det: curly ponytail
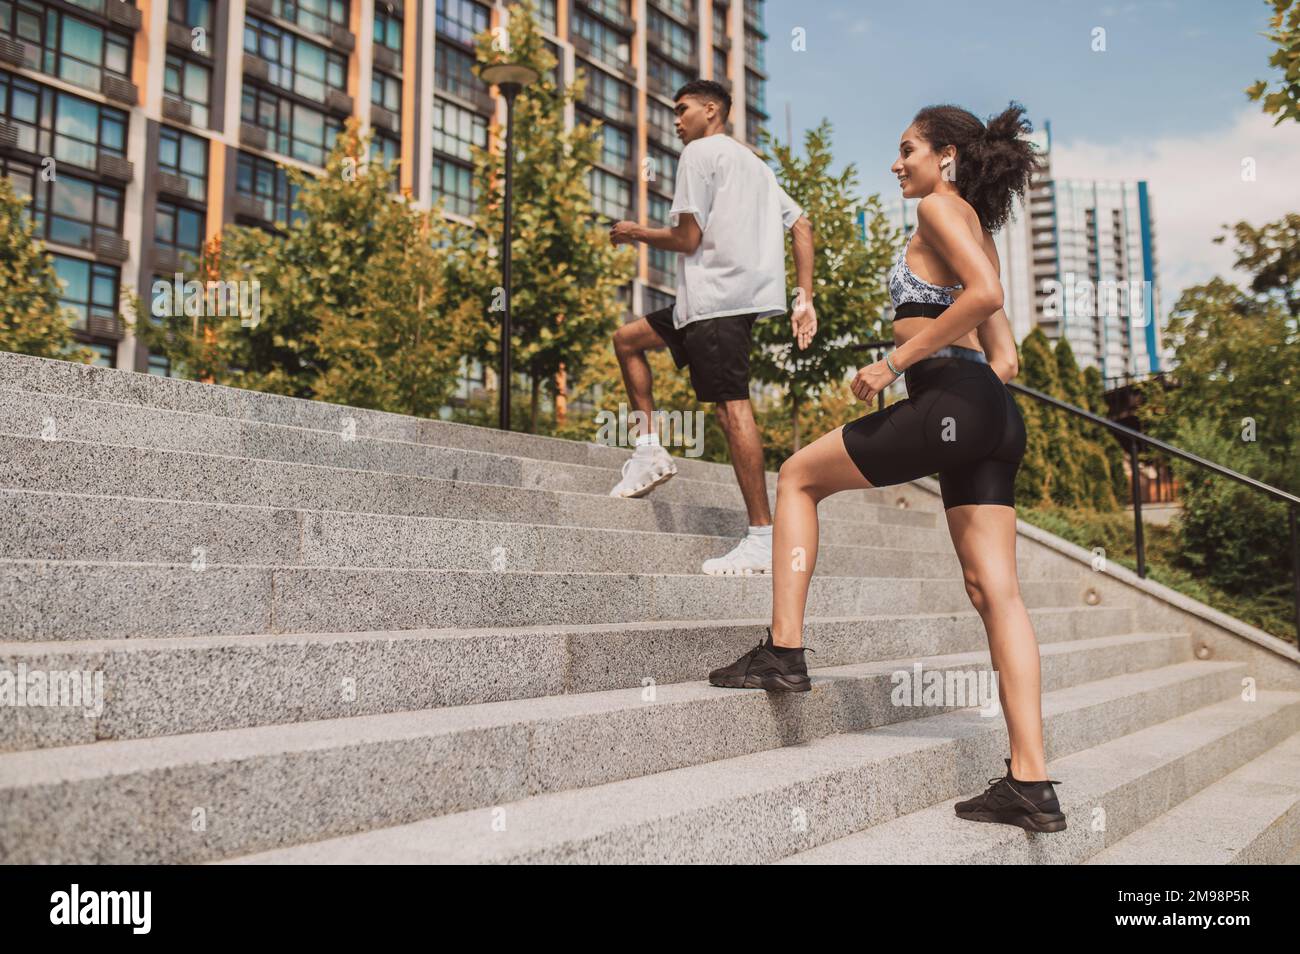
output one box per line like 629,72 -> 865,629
912,101 -> 1043,233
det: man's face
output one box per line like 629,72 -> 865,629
673,95 -> 716,144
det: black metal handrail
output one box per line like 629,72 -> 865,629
848,337 -> 1300,640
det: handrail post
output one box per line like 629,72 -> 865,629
1129,436 -> 1146,578
1291,504 -> 1300,643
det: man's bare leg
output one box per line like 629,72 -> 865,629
612,317 -> 668,425
715,398 -> 772,527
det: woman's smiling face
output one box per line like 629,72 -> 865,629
891,124 -> 953,199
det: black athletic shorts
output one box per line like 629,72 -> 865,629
840,354 -> 1027,509
643,306 -> 758,403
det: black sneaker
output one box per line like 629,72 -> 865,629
953,758 -> 1067,833
708,627 -> 813,692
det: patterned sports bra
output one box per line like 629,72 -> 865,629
887,230 -> 962,317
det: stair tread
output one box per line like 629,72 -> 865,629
205,662 -> 1258,864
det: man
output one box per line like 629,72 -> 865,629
607,79 -> 816,575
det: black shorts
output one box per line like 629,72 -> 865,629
840,355 -> 1027,509
643,306 -> 758,403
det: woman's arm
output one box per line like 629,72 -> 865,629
976,307 -> 1019,383
888,195 -> 1003,372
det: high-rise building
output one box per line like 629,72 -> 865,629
877,121 -> 1168,381
0,0 -> 770,374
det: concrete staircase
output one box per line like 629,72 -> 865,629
1,350 -> 1297,864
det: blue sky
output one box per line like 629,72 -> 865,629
764,0 -> 1300,301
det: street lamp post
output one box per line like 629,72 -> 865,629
479,62 -> 538,431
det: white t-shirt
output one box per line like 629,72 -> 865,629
668,133 -> 803,329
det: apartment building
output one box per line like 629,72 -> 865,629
0,0 -> 771,377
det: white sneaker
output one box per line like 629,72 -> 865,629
609,443 -> 678,498
702,533 -> 772,575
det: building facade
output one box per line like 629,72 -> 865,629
0,0 -> 770,375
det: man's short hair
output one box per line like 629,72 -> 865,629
674,79 -> 732,120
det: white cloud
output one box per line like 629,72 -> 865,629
1050,107 -> 1300,310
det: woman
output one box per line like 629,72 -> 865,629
708,103 -> 1065,834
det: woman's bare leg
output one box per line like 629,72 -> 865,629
945,503 -> 1048,782
770,425 -> 876,648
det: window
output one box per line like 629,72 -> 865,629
5,3 -> 133,93
582,68 -> 632,123
371,70 -> 402,128
647,194 -> 676,283
159,126 -> 208,201
235,151 -> 304,227
169,0 -> 213,33
245,17 -> 346,103
643,285 -> 674,314
276,0 -> 348,37
431,157 -> 475,216
647,8 -> 694,66
155,200 -> 205,259
431,96 -> 487,162
744,0 -> 765,31
588,168 -> 630,219
434,40 -> 481,104
713,2 -> 728,42
744,27 -> 765,72
374,2 -> 402,51
587,0 -> 630,22
0,74 -> 128,170
2,159 -> 123,250
536,0 -> 557,33
746,109 -> 763,145
745,69 -> 766,114
573,11 -> 630,69
147,352 -> 174,376
646,98 -> 675,143
52,254 -> 118,333
713,48 -> 727,85
647,144 -> 677,195
164,53 -> 211,127
655,0 -> 692,20
647,53 -> 690,100
241,86 -> 342,166
435,0 -> 489,47
593,119 -> 630,169
370,130 -> 400,190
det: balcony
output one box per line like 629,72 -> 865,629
243,54 -> 271,83
715,34 -> 731,51
156,172 -> 191,199
370,105 -> 399,132
325,88 -> 354,115
86,313 -> 125,340
152,246 -> 186,274
597,156 -> 637,180
577,0 -> 635,33
240,123 -> 269,150
648,266 -> 675,288
104,1 -> 142,30
246,0 -> 273,14
162,96 -> 193,125
0,35 -> 25,66
100,74 -> 138,106
330,24 -> 355,53
649,0 -> 698,28
95,152 -> 134,183
583,98 -> 635,127
572,34 -> 636,80
93,232 -> 130,263
373,44 -> 402,74
232,193 -> 270,221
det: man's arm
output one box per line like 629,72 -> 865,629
791,214 -> 813,302
609,216 -> 701,254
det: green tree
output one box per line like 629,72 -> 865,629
1247,0 -> 1300,126
755,120 -> 896,451
136,120 -> 473,414
451,0 -> 636,433
0,177 -> 93,362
